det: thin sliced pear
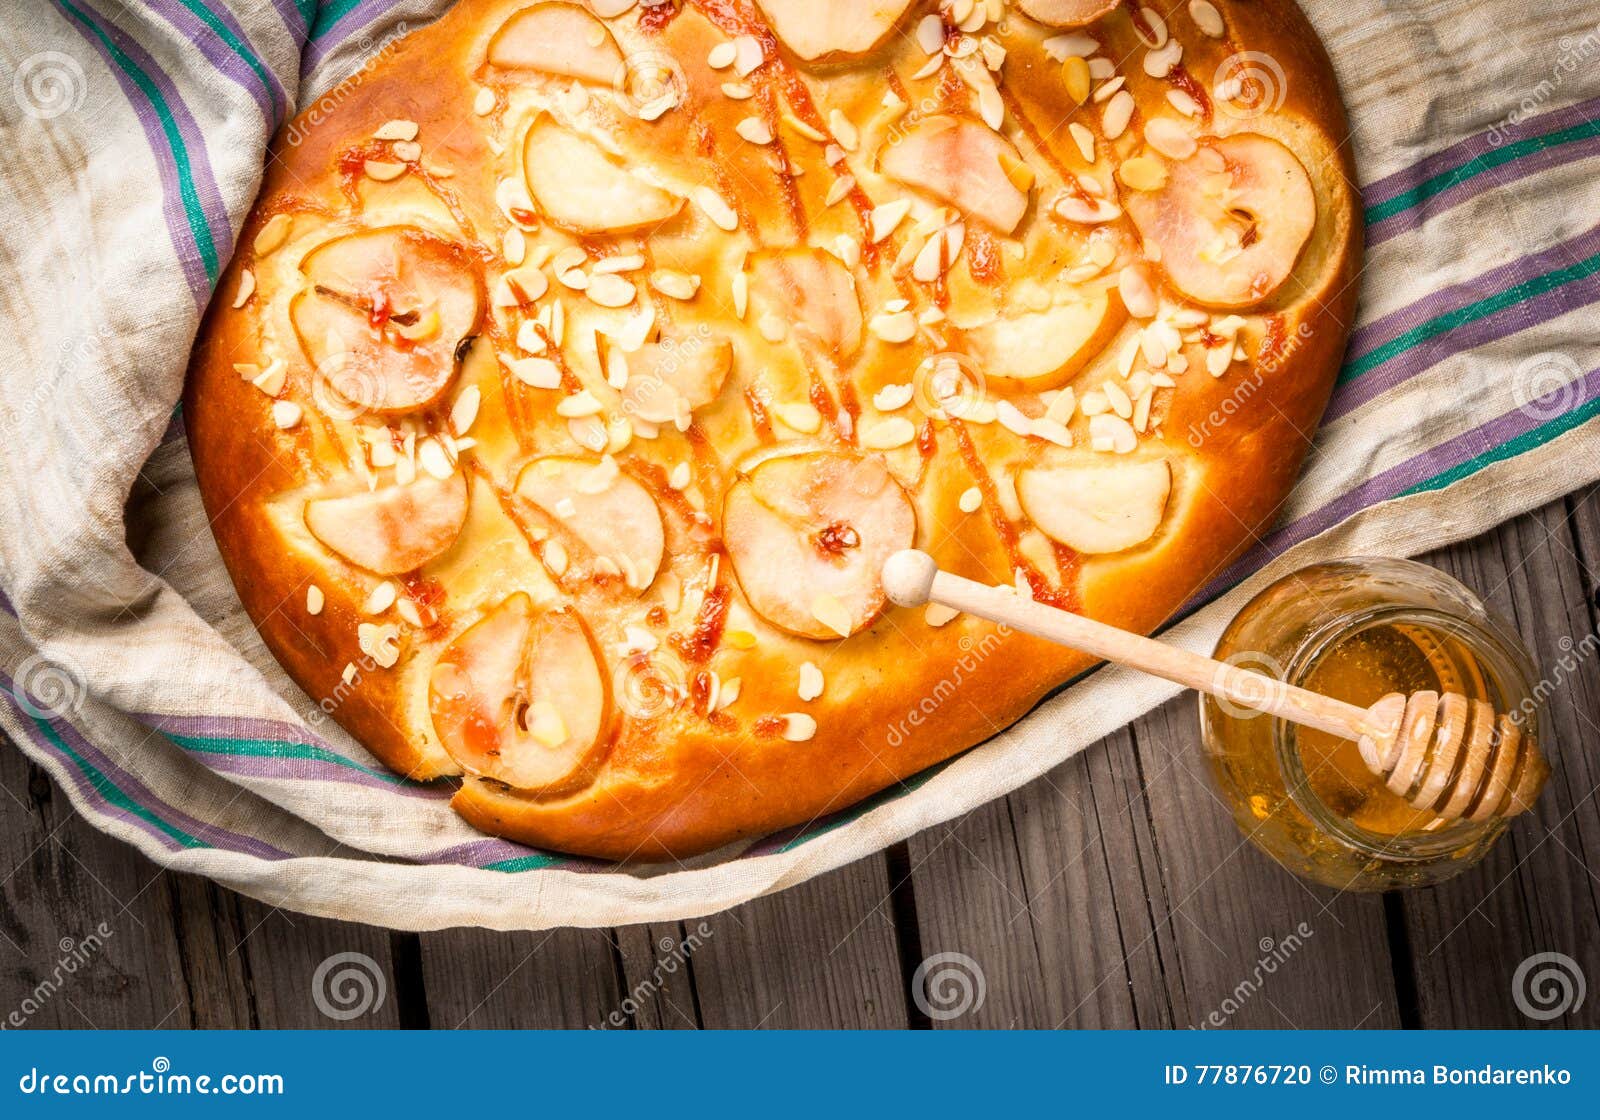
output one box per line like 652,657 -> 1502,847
723,451 -> 916,639
880,116 -> 1030,234
522,117 -> 683,235
515,457 -> 665,591
487,3 -> 624,86
1015,0 -> 1118,27
754,0 -> 916,61
305,471 -> 469,575
970,289 -> 1126,391
749,250 -> 862,359
429,594 -> 610,794
292,226 -> 481,414
620,335 -> 733,426
1017,459 -> 1171,555
1125,134 -> 1317,309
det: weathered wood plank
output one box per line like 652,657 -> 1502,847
1395,494 -> 1600,1027
687,855 -> 909,1028
0,749 -> 195,1028
903,732 -> 1176,1028
418,926 -> 621,1028
611,922 -> 705,1030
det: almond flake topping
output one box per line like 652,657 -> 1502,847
364,580 -> 397,616
253,213 -> 291,256
775,401 -> 822,434
707,41 -> 737,69
861,417 -> 916,449
811,593 -> 853,638
733,34 -> 764,76
1103,91 -> 1135,140
306,585 -> 324,615
357,622 -> 401,669
926,603 -> 960,627
271,400 -> 302,430
1189,0 -> 1225,38
781,713 -> 818,742
959,486 -> 982,513
693,186 -> 738,231
451,386 -> 481,436
232,269 -> 255,308
798,662 -> 824,702
873,383 -> 914,411
736,116 -> 774,145
373,118 -> 418,141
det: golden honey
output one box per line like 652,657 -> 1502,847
1201,559 -> 1543,890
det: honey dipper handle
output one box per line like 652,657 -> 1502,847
882,550 -> 1375,742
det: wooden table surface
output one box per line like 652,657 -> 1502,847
3,490 -> 1597,1030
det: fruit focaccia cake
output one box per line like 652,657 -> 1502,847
186,0 -> 1359,861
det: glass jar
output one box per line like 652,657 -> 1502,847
1200,557 -> 1544,891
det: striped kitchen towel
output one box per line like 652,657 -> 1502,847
0,1 -> 1595,930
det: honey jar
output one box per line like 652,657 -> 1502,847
1200,558 -> 1545,890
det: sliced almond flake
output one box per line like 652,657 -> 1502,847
418,438 -> 452,480
450,386 -> 481,436
732,271 -> 748,318
586,273 -> 637,308
1089,412 -> 1138,453
860,416 -> 916,449
1167,89 -> 1202,117
1189,0 -> 1225,37
1092,75 -> 1126,104
544,539 -> 570,577
568,415 -> 608,451
1151,371 -> 1178,389
783,113 -> 827,142
1119,265 -> 1158,319
252,358 -> 288,397
503,355 -> 561,389
824,174 -> 855,207
1053,193 -> 1120,224
373,118 -> 418,141
271,400 -> 302,430
798,661 -> 824,702
306,585 -> 324,615
364,159 -> 407,182
736,116 -> 774,145
517,316 -> 551,352
1133,387 -> 1155,433
873,383 -> 914,411
341,662 -> 358,686
357,622 -> 401,669
1144,117 -> 1197,161
910,52 -> 943,80
869,310 -> 917,343
958,486 -> 983,514
1144,39 -> 1183,80
775,401 -> 822,434
1088,57 -> 1116,80
364,580 -> 397,616
1067,122 -> 1096,164
810,593 -> 853,638
1032,417 -> 1074,448
716,676 -> 743,711
501,227 -> 526,266
1042,33 -> 1097,60
392,140 -> 422,162
1103,379 -> 1134,419
925,602 -> 960,627
721,81 -> 753,100
1119,154 -> 1168,192
733,33 -> 764,75
995,399 -> 1033,438
557,390 -> 604,418
396,598 -> 424,628
692,186 -> 739,231
915,13 -> 945,53
473,87 -> 496,115
607,415 -> 634,453
231,269 -> 255,309
869,198 -> 911,242
827,109 -> 858,151
1080,389 -> 1110,417
1206,343 -> 1234,377
1136,6 -> 1169,48
707,40 -> 737,69
253,213 -> 292,256
995,469 -> 1023,519
650,270 -> 700,300
668,461 -> 692,490
781,713 -> 818,742
1102,91 -> 1135,140
1045,386 -> 1077,424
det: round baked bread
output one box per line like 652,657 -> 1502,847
186,0 -> 1359,861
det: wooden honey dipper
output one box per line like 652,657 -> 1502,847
881,550 -> 1549,823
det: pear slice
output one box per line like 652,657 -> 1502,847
723,451 -> 916,639
515,457 -> 665,591
754,0 -> 916,61
1125,134 -> 1317,309
969,289 -> 1126,391
749,249 -> 862,359
1017,459 -> 1171,555
880,116 -> 1031,234
487,3 -> 624,86
305,471 -> 469,575
291,226 -> 481,414
522,117 -> 683,235
620,334 -> 734,426
429,594 -> 610,794
1015,0 -> 1119,27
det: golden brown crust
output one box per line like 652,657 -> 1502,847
186,0 -> 1360,861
